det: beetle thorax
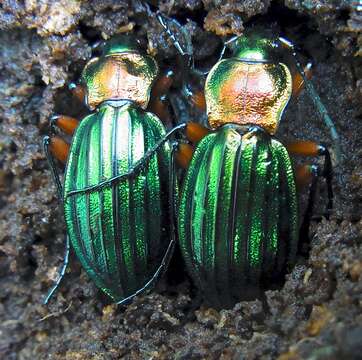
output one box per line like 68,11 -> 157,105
81,52 -> 158,110
205,59 -> 292,134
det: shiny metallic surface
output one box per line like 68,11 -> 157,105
205,60 -> 292,134
63,103 -> 171,302
82,52 -> 158,110
231,35 -> 276,61
102,35 -> 142,55
178,126 -> 298,308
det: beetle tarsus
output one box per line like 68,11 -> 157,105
318,144 -> 333,213
43,235 -> 71,305
299,165 -> 319,255
43,135 -> 71,305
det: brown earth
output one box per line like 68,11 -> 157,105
0,1 -> 361,359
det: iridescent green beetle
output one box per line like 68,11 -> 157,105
162,28 -> 339,308
43,36 -> 183,304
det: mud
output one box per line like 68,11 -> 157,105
0,1 -> 361,359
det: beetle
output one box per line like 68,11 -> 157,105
43,36 -> 185,305
157,17 -> 340,308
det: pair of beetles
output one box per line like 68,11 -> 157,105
43,14 -> 339,309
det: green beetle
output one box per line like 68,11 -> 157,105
44,36 -> 182,304
176,34 -> 336,308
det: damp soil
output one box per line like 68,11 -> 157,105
0,1 -> 361,359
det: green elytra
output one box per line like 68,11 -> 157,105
62,37 -> 173,302
178,127 -> 299,308
178,36 -> 299,308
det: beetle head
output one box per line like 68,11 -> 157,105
102,35 -> 143,56
228,32 -> 279,63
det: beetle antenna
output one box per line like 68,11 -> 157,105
218,35 -> 241,62
157,13 -> 187,57
156,12 -> 193,68
138,0 -> 190,59
278,37 -> 342,165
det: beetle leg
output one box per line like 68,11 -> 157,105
68,82 -> 86,103
286,140 -> 333,212
298,164 -> 319,254
175,143 -> 194,168
185,122 -> 210,143
43,137 -> 71,304
43,235 -> 70,304
47,135 -> 70,164
184,86 -> 206,112
48,114 -> 78,163
43,136 -> 64,200
47,114 -> 79,179
174,123 -> 210,168
291,62 -> 312,98
296,161 -> 334,254
279,37 -> 341,164
116,142 -> 178,306
294,164 -> 315,189
51,114 -> 79,136
148,70 -> 174,127
285,140 -> 322,157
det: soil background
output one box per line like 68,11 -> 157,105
0,1 -> 361,359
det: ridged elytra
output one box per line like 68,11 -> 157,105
44,35 -> 181,305
170,29 -> 336,309
63,103 -> 172,302
178,126 -> 299,308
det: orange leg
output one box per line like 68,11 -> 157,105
42,83 -> 85,304
68,82 -> 86,103
292,62 -> 312,98
287,139 -> 333,212
188,89 -> 206,112
175,143 -> 194,169
148,70 -> 174,127
285,139 -> 322,157
48,77 -> 82,164
49,136 -> 70,164
49,114 -> 80,163
295,164 -> 316,189
51,115 -> 79,136
175,123 -> 211,168
185,122 -> 210,143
